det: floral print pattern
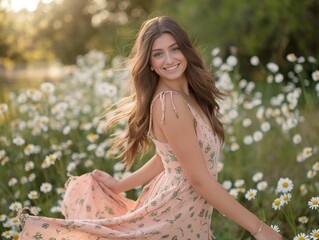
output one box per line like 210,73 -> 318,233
18,91 -> 221,240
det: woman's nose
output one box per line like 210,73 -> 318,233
165,53 -> 174,64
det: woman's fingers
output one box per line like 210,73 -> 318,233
92,169 -> 113,182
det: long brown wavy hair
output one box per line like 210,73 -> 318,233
105,16 -> 225,169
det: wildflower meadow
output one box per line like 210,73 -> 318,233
0,49 -> 318,239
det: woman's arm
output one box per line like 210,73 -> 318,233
117,153 -> 164,192
154,93 -> 281,239
92,153 -> 164,193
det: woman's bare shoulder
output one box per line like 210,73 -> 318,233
151,90 -> 193,126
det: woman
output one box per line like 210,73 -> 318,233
19,16 -> 282,239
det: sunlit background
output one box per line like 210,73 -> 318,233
2,0 -> 53,12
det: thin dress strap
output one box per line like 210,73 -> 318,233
148,91 -> 179,138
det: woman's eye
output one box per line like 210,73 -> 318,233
172,47 -> 180,52
154,52 -> 162,57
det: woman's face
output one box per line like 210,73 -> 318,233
150,33 -> 187,82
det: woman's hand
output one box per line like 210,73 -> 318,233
91,169 -> 122,194
253,223 -> 282,240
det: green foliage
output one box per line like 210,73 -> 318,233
0,0 -> 318,69
155,0 -> 319,66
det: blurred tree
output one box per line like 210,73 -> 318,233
85,0 -> 154,57
0,0 -> 318,67
34,0 -> 96,65
32,0 -> 155,64
154,0 -> 319,64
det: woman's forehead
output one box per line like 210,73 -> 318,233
151,33 -> 177,50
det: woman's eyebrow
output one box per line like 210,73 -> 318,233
151,42 -> 178,52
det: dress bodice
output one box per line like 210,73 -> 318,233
148,91 -> 221,180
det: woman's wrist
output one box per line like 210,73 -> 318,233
250,220 -> 263,237
115,179 -> 125,193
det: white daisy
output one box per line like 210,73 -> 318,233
212,57 -> 223,67
114,162 -> 126,171
50,206 -> 61,213
1,230 -> 11,238
242,118 -> 252,127
261,122 -> 271,132
276,177 -> 293,193
293,134 -> 302,144
9,217 -> 19,227
313,162 -> 319,172
28,173 -> 36,182
272,198 -> 284,210
230,142 -> 239,151
12,136 -> 25,146
245,189 -> 257,200
250,56 -> 260,66
56,187 -> 65,195
216,162 -> 224,173
8,178 -> 18,187
275,73 -> 284,83
0,150 -> 6,159
234,179 -> 245,187
226,55 -> 238,67
253,131 -> 263,142
294,64 -> 303,74
271,225 -> 280,233
211,48 -> 220,57
25,161 -> 35,171
312,70 -> 319,81
302,147 -> 313,159
243,135 -> 253,145
293,233 -> 309,240
267,62 -> 279,73
0,214 -> 7,222
40,182 -> 53,193
280,193 -> 292,205
287,53 -> 297,62
20,176 -> 28,184
87,133 -> 99,143
30,206 -> 42,215
229,189 -> 238,199
222,180 -> 232,190
28,190 -> 39,200
307,170 -> 317,179
257,181 -> 268,191
300,184 -> 308,196
252,172 -> 263,182
310,229 -> 319,239
0,103 -> 8,114
9,202 -> 22,212
308,197 -> 319,210
40,82 -> 55,94
298,216 -> 309,224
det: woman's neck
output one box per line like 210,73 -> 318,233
157,79 -> 189,96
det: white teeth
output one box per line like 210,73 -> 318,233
165,64 -> 178,71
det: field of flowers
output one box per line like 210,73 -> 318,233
0,49 -> 318,239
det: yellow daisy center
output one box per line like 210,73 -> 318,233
25,145 -> 31,151
305,149 -> 311,155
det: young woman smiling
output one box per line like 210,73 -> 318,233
18,16 -> 282,240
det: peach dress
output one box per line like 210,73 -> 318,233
18,91 -> 221,240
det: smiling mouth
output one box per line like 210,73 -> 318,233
164,64 -> 179,71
